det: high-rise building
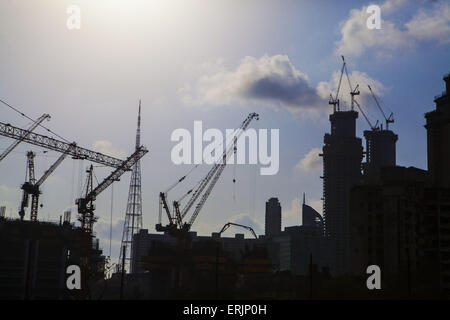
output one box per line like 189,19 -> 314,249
265,198 -> 281,237
425,73 -> 450,188
321,110 -> 363,275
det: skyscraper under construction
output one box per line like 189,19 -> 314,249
321,109 -> 363,275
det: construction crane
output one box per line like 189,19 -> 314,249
329,56 -> 347,112
368,84 -> 394,130
0,120 -> 124,168
76,146 -> 148,235
218,222 -> 258,239
0,114 -> 50,163
156,113 -> 259,238
19,144 -> 75,221
353,99 -> 379,131
338,57 -> 379,131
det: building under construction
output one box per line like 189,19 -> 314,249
0,215 -> 105,300
322,109 -> 363,275
130,229 -> 271,299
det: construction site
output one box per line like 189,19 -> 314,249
0,54 -> 449,299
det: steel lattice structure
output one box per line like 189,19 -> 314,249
0,121 -> 124,168
119,102 -> 144,273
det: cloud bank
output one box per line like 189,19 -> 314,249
336,0 -> 450,57
181,54 -> 386,118
180,55 -> 328,114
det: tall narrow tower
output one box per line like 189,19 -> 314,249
322,110 -> 363,275
119,101 -> 143,273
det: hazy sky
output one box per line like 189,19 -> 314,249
1,0 -> 449,263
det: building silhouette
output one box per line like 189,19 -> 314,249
348,72 -> 450,298
0,215 -> 105,299
265,198 -> 281,237
321,110 -> 363,275
302,193 -> 324,232
422,73 -> 450,295
269,195 -> 327,275
425,73 -> 450,188
362,129 -> 398,183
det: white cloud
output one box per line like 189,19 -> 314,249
296,147 -> 322,172
405,2 -> 450,44
180,55 -> 328,114
336,0 -> 450,57
92,140 -> 126,159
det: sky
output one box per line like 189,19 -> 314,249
0,0 -> 449,264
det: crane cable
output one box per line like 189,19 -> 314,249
0,98 -> 71,143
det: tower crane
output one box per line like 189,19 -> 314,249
339,57 -> 380,131
329,56 -> 346,112
368,84 -> 394,130
0,114 -> 50,163
0,117 -> 149,230
19,144 -> 75,221
76,146 -> 148,235
156,113 -> 259,238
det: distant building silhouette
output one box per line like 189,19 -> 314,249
321,110 -> 363,275
302,193 -> 324,232
268,195 -> 327,275
265,197 -> 281,237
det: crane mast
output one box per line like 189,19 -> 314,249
19,144 -> 75,221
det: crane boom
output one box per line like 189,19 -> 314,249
354,99 -> 378,131
0,114 -> 50,163
87,146 -> 148,202
76,146 -> 148,234
329,56 -> 346,112
0,120 -> 124,168
368,84 -> 394,130
181,113 -> 259,230
219,222 -> 258,239
35,144 -> 75,187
